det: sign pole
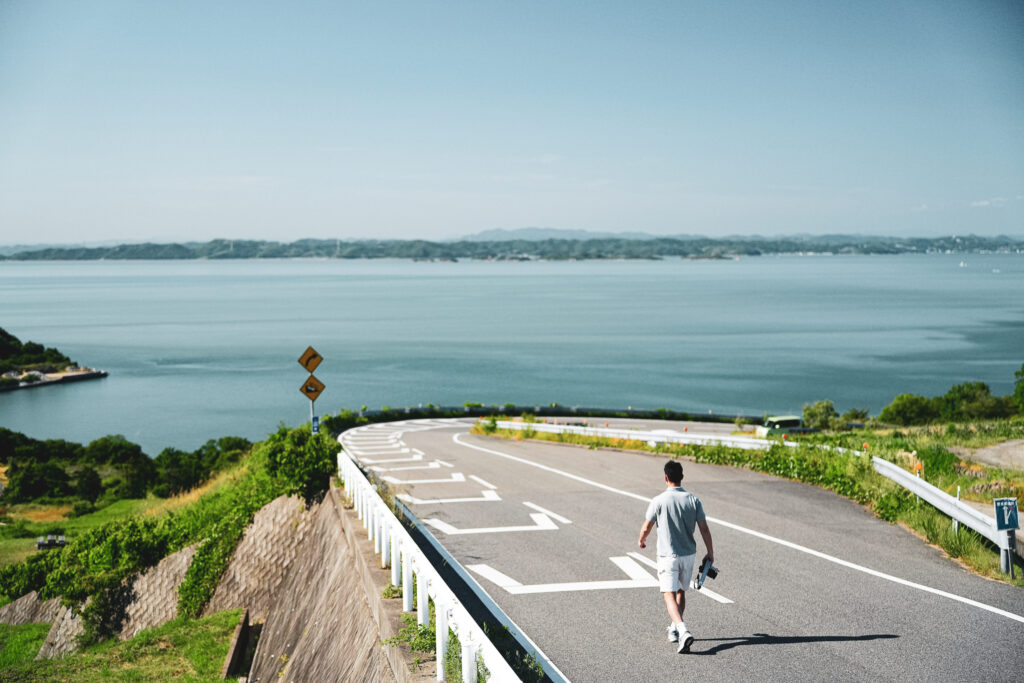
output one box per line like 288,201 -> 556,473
298,346 -> 325,435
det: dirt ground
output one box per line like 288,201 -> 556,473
950,440 -> 1024,471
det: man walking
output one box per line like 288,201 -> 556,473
638,460 -> 714,653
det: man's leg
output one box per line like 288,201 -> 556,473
662,591 -> 683,623
675,589 -> 685,618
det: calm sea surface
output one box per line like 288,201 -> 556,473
1,255 -> 1021,455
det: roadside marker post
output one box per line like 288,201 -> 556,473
994,498 -> 1019,577
297,346 -> 325,433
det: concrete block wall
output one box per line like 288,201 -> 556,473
119,543 -> 199,640
204,494 -> 313,622
247,497 -> 395,683
0,590 -> 61,626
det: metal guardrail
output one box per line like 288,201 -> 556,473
871,457 -> 1010,552
338,449 -> 521,682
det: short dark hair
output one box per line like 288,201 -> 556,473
664,460 -> 683,484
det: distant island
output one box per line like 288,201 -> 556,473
1,233 -> 1022,261
0,328 -> 107,392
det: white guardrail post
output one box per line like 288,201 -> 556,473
337,448 -> 521,682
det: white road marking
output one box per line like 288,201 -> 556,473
523,502 -> 572,524
469,474 -> 498,489
380,472 -> 466,485
369,462 -> 441,472
425,512 -> 559,535
453,432 -> 1024,624
397,490 -> 502,505
436,460 -> 454,468
357,450 -> 426,464
626,552 -> 734,604
468,556 -> 659,594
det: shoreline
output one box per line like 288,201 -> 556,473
0,369 -> 108,393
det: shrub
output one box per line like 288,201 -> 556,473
879,393 -> 940,425
803,400 -> 839,431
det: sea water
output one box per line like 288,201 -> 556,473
1,254 -> 1021,455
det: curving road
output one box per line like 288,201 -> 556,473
340,418 -> 1024,682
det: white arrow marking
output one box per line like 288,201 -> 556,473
468,557 -> 658,594
358,450 -> 426,464
381,472 -> 466,485
626,552 -> 734,604
424,513 -> 558,535
370,462 -> 441,472
468,474 -> 497,489
397,489 -> 501,504
523,502 -> 572,524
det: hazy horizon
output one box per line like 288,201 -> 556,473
2,1 -> 1022,244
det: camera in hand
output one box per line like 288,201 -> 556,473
695,558 -> 719,589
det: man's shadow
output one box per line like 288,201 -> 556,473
689,633 -> 899,656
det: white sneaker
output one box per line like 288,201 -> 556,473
667,625 -> 678,643
677,629 -> 694,654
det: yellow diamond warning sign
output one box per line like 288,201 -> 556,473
298,346 -> 323,373
300,374 -> 325,402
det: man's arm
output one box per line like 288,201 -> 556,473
697,519 -> 714,563
638,519 -> 655,549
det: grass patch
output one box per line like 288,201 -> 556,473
0,609 -> 241,682
0,622 -> 51,669
477,422 -> 1024,585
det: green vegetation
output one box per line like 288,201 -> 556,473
477,417 -> 1023,584
0,622 -> 51,669
1,428 -> 250,510
878,381 -> 1017,426
0,422 -> 326,645
0,328 -> 73,376
0,609 -> 241,682
4,234 -> 1022,262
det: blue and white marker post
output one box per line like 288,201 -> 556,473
994,498 -> 1019,578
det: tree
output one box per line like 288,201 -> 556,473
85,435 -> 146,465
879,393 -> 940,425
74,466 -> 103,503
4,461 -> 71,501
938,381 -> 1013,421
264,424 -> 334,506
803,400 -> 839,431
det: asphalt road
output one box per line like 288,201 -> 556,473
340,418 -> 1024,682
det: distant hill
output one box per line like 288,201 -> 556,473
1,234 -> 1021,261
460,227 -> 662,241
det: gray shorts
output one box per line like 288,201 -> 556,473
657,553 -> 696,592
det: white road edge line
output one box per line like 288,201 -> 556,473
626,552 -> 733,604
453,432 -> 1024,624
523,502 -> 573,524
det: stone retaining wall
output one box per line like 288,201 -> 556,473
204,495 -> 312,622
0,591 -> 61,626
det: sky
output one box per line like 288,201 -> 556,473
1,0 -> 1022,244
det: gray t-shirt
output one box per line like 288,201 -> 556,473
645,486 -> 706,557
